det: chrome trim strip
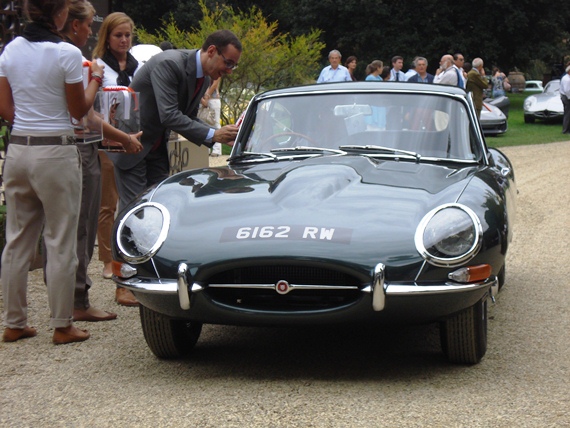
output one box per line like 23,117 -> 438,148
385,280 -> 492,295
177,263 -> 191,310
209,283 -> 359,291
114,277 -> 178,293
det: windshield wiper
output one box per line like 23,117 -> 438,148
339,144 -> 420,160
271,146 -> 347,155
233,151 -> 278,162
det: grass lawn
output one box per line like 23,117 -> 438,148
485,93 -> 568,149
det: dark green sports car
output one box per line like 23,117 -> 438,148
112,82 -> 516,364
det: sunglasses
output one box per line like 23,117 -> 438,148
217,49 -> 238,70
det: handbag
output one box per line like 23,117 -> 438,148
198,104 -> 217,126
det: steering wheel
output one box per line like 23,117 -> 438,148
261,131 -> 317,149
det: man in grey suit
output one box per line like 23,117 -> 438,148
109,29 -> 242,211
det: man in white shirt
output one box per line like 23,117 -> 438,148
389,55 -> 407,82
453,53 -> 467,88
317,50 -> 352,83
433,54 -> 459,86
561,64 -> 570,134
404,58 -> 418,80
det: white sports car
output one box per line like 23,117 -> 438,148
523,80 -> 563,123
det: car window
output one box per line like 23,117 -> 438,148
243,92 -> 479,161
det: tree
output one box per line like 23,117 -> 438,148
263,0 -> 569,77
119,0 -> 570,78
136,1 -> 325,124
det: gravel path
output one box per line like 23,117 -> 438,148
1,142 -> 569,427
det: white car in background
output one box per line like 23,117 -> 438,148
523,80 -> 563,123
524,80 -> 544,92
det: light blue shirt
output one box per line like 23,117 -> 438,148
317,65 -> 352,83
365,74 -> 383,81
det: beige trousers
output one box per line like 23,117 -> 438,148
1,144 -> 81,329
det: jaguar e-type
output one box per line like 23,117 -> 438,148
112,82 -> 517,364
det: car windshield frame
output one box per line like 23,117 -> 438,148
233,88 -> 484,164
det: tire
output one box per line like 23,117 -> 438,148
440,296 -> 488,364
524,115 -> 535,124
139,305 -> 202,359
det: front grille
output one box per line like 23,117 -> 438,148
205,265 -> 363,311
535,110 -> 561,119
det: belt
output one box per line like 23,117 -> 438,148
10,135 -> 76,146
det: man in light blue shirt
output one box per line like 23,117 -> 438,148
317,50 -> 352,83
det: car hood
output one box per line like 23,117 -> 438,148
526,93 -> 563,111
148,156 -> 480,274
480,102 -> 506,121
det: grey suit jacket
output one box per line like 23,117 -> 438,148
108,49 -> 211,170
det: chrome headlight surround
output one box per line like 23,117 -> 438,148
116,202 -> 170,264
415,203 -> 482,268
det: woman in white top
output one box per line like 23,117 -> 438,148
0,0 -> 103,344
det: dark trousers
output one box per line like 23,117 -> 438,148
562,95 -> 570,134
114,142 -> 170,212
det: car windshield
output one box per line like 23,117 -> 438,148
544,81 -> 560,94
241,92 -> 480,161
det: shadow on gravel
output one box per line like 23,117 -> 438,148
150,323 -> 465,381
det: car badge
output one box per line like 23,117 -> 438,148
275,280 -> 291,295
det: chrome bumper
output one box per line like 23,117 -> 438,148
114,262 -> 498,312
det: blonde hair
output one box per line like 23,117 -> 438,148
62,0 -> 96,34
92,12 -> 134,59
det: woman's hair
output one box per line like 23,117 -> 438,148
92,12 -> 134,59
23,0 -> 69,31
365,60 -> 383,75
380,66 -> 391,80
61,0 -> 95,34
345,56 -> 357,67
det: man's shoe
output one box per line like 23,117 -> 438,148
52,325 -> 90,345
115,288 -> 139,306
73,307 -> 117,322
3,326 -> 37,342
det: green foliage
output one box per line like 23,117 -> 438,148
137,1 -> 325,124
524,60 -> 549,81
0,118 -> 10,151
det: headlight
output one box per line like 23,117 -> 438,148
523,97 -> 535,110
116,202 -> 170,264
415,204 -> 482,267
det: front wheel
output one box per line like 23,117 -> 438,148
139,305 -> 202,359
524,115 -> 535,124
440,296 -> 488,364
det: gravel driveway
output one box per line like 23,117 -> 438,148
1,141 -> 569,427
